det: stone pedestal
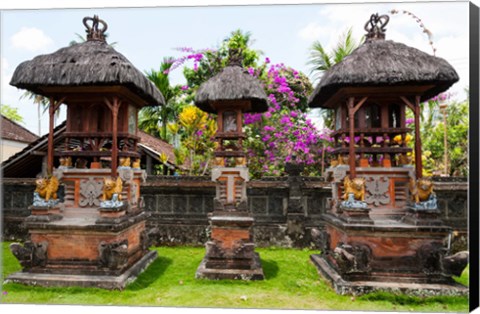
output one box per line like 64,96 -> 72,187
6,168 -> 157,290
311,166 -> 469,296
196,215 -> 264,280
402,206 -> 443,226
310,216 -> 468,296
196,166 -> 264,280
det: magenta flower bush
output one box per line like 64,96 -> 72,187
167,33 -> 334,177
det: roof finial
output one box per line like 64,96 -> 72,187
83,15 -> 108,42
364,13 -> 389,42
228,47 -> 243,67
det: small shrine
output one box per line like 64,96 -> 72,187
308,14 -> 468,295
194,49 -> 268,280
6,16 -> 164,289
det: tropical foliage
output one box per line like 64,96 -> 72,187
0,104 -> 24,123
307,28 -> 363,129
421,94 -> 469,176
168,30 -> 333,178
139,57 -> 184,141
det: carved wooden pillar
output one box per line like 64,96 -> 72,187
414,96 -> 422,178
105,97 -> 121,177
347,97 -> 356,178
400,95 -> 422,179
47,97 -> 64,175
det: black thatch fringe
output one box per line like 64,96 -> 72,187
308,40 -> 459,108
10,41 -> 165,106
195,65 -> 268,113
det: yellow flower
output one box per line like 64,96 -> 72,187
167,122 -> 180,135
159,152 -> 168,164
179,106 -> 207,129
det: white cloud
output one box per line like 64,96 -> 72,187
10,27 -> 54,52
298,22 -> 328,41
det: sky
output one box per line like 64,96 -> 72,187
0,0 -> 471,136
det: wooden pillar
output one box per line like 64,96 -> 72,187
47,97 -> 64,175
105,97 -> 121,177
414,96 -> 423,178
347,97 -> 356,178
146,154 -> 153,175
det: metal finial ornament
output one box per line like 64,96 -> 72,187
228,47 -> 244,67
364,13 -> 390,41
83,15 -> 108,42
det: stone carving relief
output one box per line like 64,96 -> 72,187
364,175 -> 390,206
79,177 -> 103,207
98,240 -> 129,270
332,242 -> 371,274
131,182 -> 139,206
10,241 -> 48,269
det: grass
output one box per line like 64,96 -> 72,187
0,243 -> 469,311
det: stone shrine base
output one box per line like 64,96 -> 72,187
5,250 -> 157,290
310,254 -> 468,296
196,252 -> 264,280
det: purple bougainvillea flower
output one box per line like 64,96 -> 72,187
181,85 -> 189,91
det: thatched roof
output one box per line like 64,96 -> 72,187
308,39 -> 459,108
195,65 -> 268,113
10,40 -> 165,106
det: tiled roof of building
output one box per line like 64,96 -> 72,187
1,115 -> 39,143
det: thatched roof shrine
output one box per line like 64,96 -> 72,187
308,21 -> 459,108
10,25 -> 164,107
195,52 -> 268,113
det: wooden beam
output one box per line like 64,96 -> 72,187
400,96 -> 415,112
105,97 -> 121,177
47,97 -> 66,175
414,96 -> 423,179
347,97 -> 356,179
352,96 -> 368,115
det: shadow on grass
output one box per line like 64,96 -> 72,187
261,259 -> 279,280
127,256 -> 173,291
359,291 -> 469,306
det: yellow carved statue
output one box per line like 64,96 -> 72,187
235,157 -> 246,167
409,178 -> 434,203
35,176 -> 59,201
132,158 -> 141,169
119,157 -> 131,167
398,154 -> 412,166
343,176 -> 366,201
103,177 -> 123,201
59,157 -> 72,167
214,157 -> 225,167
330,155 -> 349,167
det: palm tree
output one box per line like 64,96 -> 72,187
307,28 -> 362,129
139,57 -> 182,141
21,91 -> 50,135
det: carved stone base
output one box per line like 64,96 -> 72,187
26,205 -> 63,223
338,206 -> 373,225
5,250 -> 157,290
196,213 -> 264,280
310,254 -> 468,296
196,252 -> 264,280
402,207 -> 443,226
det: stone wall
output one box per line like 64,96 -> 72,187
1,175 -> 468,250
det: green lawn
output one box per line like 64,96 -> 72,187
0,243 -> 469,311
